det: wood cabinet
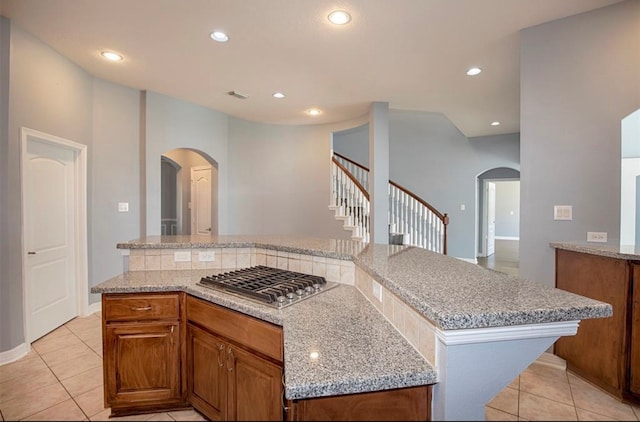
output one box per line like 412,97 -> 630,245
102,293 -> 188,416
187,295 -> 284,421
554,249 -> 640,405
102,292 -> 433,420
285,385 -> 431,421
630,264 -> 640,396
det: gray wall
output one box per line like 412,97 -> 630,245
145,92 -> 229,236
2,23 -> 94,351
90,78 -> 141,305
334,112 -> 520,260
520,0 -> 640,287
0,16 -> 11,352
227,117 -> 359,239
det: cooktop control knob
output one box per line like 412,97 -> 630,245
313,283 -> 321,291
277,296 -> 286,304
286,292 -> 295,300
296,288 -> 304,297
305,286 -> 314,294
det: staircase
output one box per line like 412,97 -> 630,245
329,152 -> 449,254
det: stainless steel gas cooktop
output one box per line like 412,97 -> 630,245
197,265 -> 338,309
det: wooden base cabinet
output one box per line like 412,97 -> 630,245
285,385 -> 431,421
554,249 -> 640,405
187,296 -> 284,421
630,264 -> 640,396
102,293 -> 188,416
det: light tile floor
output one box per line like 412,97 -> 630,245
0,312 -> 206,421
479,239 -> 640,421
1,307 -> 639,420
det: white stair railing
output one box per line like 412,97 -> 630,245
330,152 -> 448,254
388,182 -> 448,254
330,159 -> 370,242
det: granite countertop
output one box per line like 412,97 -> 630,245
551,241 -> 640,260
354,244 -> 612,330
113,235 -> 613,330
95,235 -> 613,399
91,269 -> 437,400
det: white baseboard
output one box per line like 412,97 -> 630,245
495,236 -> 520,241
87,300 -> 102,316
455,257 -> 478,264
0,342 -> 30,366
1,303 -> 101,366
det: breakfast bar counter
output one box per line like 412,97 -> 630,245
93,235 -> 612,420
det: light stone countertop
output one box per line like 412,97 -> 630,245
93,235 -> 614,400
91,268 -> 437,400
551,241 -> 640,261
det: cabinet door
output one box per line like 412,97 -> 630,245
631,264 -> 640,395
188,324 -> 228,421
226,345 -> 283,421
105,322 -> 181,406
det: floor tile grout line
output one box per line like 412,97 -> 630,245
20,325 -> 97,422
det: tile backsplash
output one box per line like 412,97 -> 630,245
354,266 -> 437,367
124,247 -> 355,285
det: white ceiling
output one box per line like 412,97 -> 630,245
0,0 -> 623,137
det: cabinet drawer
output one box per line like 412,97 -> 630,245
187,296 -> 283,363
104,293 -> 180,322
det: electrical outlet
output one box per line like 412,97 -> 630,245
118,202 -> 129,212
174,251 -> 191,262
372,280 -> 382,302
587,232 -> 607,243
199,250 -> 215,262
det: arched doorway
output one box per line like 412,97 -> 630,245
476,167 -> 520,276
161,148 -> 219,235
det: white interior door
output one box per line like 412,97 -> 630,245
486,181 -> 496,257
191,166 -> 212,235
24,135 -> 79,342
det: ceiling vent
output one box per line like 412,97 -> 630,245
228,91 -> 248,99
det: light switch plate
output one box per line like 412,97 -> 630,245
553,205 -> 572,220
199,250 -> 215,262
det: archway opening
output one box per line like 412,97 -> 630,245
476,167 -> 520,276
161,148 -> 219,236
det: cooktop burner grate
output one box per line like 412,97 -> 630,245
197,265 -> 337,308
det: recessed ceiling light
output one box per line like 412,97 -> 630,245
307,108 -> 322,116
491,121 -> 501,126
273,92 -> 285,99
101,51 -> 123,61
210,31 -> 229,42
466,67 -> 482,76
328,10 -> 351,25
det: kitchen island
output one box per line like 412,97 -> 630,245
92,235 -> 612,420
551,242 -> 640,406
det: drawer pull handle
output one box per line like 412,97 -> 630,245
226,347 -> 235,372
130,306 -> 152,311
217,344 -> 225,367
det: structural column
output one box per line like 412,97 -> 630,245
369,102 -> 389,244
